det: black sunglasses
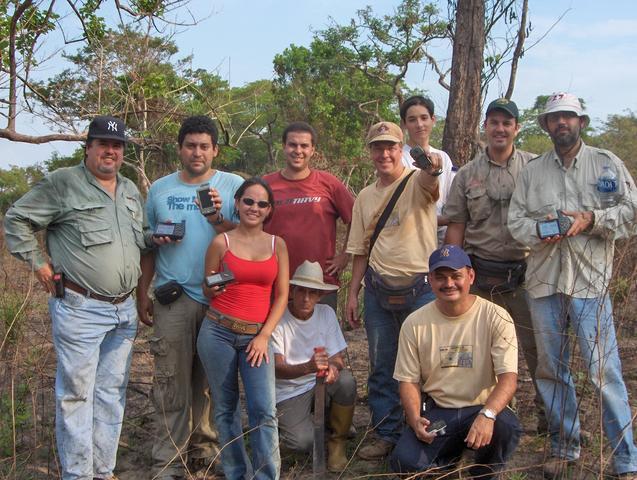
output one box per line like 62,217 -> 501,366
242,197 -> 270,209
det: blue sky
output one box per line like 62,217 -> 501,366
2,0 -> 636,168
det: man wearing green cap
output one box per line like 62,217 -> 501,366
443,98 -> 544,430
4,115 -> 149,480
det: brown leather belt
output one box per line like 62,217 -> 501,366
206,309 -> 263,335
64,279 -> 133,305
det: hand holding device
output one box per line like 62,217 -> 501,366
410,146 -> 443,176
197,185 -> 217,216
425,419 -> 447,435
536,211 -> 572,239
205,270 -> 236,289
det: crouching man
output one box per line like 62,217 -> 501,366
390,245 -> 521,478
272,261 -> 357,472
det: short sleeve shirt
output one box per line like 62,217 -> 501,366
394,296 -> 518,409
271,304 -> 348,402
443,148 -> 535,260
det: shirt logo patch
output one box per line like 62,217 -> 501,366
440,345 -> 473,368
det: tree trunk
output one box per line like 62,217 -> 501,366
442,0 -> 485,167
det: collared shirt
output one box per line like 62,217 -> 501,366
444,148 -> 535,261
508,143 -> 637,299
4,162 -> 147,296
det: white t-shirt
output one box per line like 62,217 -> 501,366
271,304 -> 348,403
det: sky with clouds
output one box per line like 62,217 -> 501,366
2,0 -> 636,168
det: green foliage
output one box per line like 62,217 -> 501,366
589,111 -> 637,177
0,165 -> 44,213
0,2 -> 58,71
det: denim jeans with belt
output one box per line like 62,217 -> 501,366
49,289 -> 137,480
363,285 -> 436,444
197,319 -> 280,480
529,293 -> 637,474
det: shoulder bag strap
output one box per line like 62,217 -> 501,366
367,170 -> 416,262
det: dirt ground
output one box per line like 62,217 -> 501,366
1,240 -> 636,480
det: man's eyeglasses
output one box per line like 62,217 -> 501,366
242,197 -> 270,209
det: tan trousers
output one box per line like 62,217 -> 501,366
150,294 -> 218,478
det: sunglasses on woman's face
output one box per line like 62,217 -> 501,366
241,197 -> 270,209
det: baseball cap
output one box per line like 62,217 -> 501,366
485,98 -> 519,120
366,122 -> 403,145
537,92 -> 590,132
429,245 -> 472,272
87,116 -> 127,143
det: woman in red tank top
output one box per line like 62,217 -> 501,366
197,177 -> 289,480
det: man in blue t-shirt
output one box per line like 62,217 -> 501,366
137,116 -> 244,479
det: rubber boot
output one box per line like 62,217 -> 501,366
327,402 -> 355,472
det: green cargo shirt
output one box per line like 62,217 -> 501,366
508,143 -> 637,299
4,162 -> 147,297
443,148 -> 535,261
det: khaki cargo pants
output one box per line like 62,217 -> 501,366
150,294 -> 219,478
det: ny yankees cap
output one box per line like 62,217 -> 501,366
429,244 -> 473,272
87,116 -> 127,143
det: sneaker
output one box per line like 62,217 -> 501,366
543,457 -> 577,479
357,437 -> 394,460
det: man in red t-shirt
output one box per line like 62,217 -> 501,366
264,122 -> 355,311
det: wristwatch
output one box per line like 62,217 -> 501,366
212,211 -> 224,225
479,407 -> 497,421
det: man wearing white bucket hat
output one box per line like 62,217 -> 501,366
509,92 -> 637,478
271,261 -> 356,472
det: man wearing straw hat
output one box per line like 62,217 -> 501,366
509,92 -> 637,478
271,261 -> 356,472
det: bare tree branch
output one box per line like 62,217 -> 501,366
504,0 -> 528,99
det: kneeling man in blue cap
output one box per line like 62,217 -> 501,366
391,245 -> 521,478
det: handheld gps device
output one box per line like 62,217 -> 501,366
536,211 -> 572,239
153,220 -> 186,241
426,419 -> 447,435
410,146 -> 443,176
197,185 -> 217,216
205,270 -> 236,289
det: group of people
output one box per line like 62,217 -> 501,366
3,91 -> 637,480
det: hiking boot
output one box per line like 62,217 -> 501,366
357,436 -> 394,460
543,457 -> 577,479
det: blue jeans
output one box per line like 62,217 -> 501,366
197,320 -> 280,480
363,286 -> 436,443
390,405 -> 521,478
49,290 -> 137,480
529,294 -> 637,474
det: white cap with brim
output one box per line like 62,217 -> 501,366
537,92 -> 590,132
289,260 -> 339,292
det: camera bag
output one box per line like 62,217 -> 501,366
470,255 -> 526,294
153,280 -> 183,305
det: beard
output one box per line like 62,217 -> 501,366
550,127 -> 580,150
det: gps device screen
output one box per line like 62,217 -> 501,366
537,219 -> 561,238
155,223 -> 175,235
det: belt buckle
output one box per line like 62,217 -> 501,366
234,320 -> 247,333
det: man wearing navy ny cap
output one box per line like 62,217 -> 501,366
4,115 -> 149,480
391,245 -> 521,478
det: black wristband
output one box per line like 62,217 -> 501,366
212,211 -> 224,225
